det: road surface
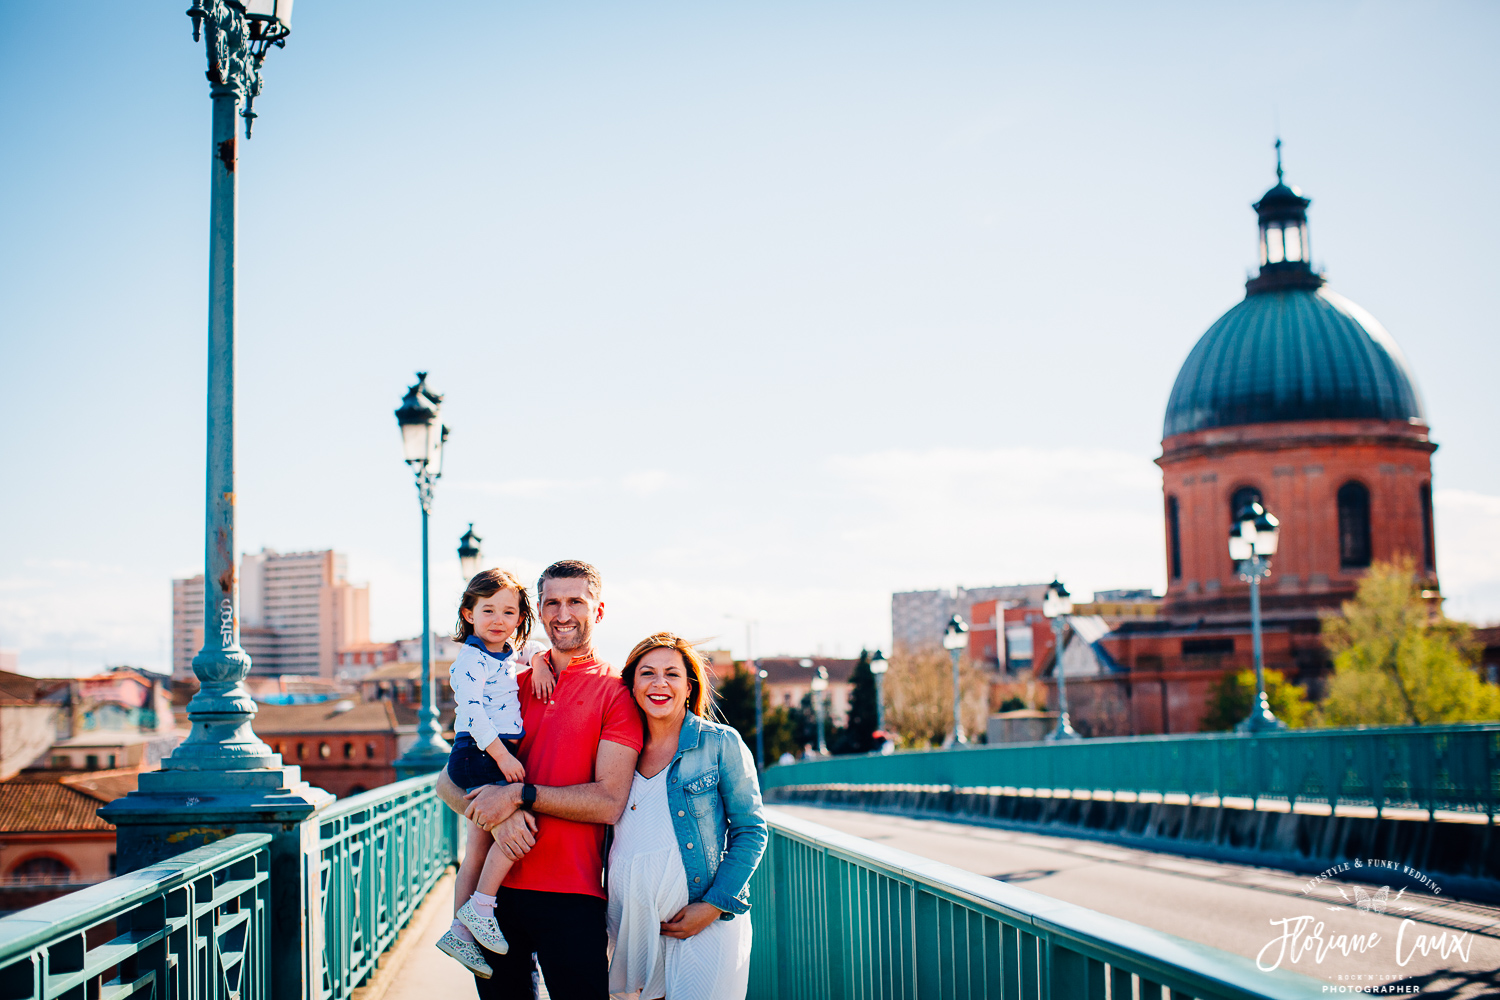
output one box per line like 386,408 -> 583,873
774,804 -> 1499,998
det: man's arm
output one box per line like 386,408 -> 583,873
436,768 -> 466,814
464,739 -> 639,827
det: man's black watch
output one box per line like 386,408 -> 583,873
520,783 -> 538,809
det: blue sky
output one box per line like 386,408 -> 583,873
2,1 -> 1497,674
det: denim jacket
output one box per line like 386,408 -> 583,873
663,712 -> 767,917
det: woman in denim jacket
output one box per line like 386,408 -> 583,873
607,632 -> 768,1000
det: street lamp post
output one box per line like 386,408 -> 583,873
100,8 -> 334,993
725,614 -> 763,769
1231,501 -> 1285,733
755,665 -> 768,769
458,523 -> 483,581
869,649 -> 891,753
809,664 -> 829,755
393,373 -> 453,776
165,0 -> 292,773
941,616 -> 969,748
1043,579 -> 1080,741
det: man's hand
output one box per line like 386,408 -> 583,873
464,782 -> 522,829
660,902 -> 723,939
488,809 -> 537,860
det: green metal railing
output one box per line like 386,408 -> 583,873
762,723 -> 1500,818
749,808 -> 1323,1000
318,772 -> 458,1000
0,833 -> 271,1000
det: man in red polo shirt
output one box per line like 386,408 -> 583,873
435,559 -> 642,999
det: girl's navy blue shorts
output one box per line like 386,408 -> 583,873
447,732 -> 521,792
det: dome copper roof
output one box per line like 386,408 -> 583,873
1163,287 -> 1426,437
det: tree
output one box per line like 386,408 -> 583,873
882,648 -> 989,747
792,690 -> 845,755
1200,668 -> 1314,731
713,662 -> 800,763
833,650 -> 879,754
1319,557 -> 1500,726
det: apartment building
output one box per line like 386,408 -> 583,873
173,549 -> 371,681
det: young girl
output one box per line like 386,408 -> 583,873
434,568 -> 553,978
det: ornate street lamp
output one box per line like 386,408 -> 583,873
1043,580 -> 1080,741
809,664 -> 829,756
869,649 -> 891,753
1231,501 -> 1285,733
458,523 -> 483,581
101,9 -> 333,991
394,373 -> 453,776
156,0 -> 295,774
941,616 -> 969,748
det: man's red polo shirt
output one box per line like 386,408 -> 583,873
504,649 -> 643,898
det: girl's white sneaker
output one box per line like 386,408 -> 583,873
435,929 -> 493,978
457,900 -> 510,955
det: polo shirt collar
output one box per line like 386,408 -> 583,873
550,648 -> 598,672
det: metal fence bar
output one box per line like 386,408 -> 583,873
0,833 -> 271,1000
760,723 -> 1500,818
317,773 -> 458,1000
749,808 -> 1327,1000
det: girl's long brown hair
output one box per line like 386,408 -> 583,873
622,632 -> 712,717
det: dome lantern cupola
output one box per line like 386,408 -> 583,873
1246,140 -> 1323,295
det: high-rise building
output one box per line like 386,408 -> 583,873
890,584 -> 1049,655
173,549 -> 371,681
171,577 -> 205,681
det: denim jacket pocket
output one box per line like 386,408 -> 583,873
684,768 -> 720,816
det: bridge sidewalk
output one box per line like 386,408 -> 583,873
357,870 -> 555,1000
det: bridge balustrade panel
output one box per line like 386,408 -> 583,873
0,834 -> 271,1000
761,724 -> 1500,818
318,773 -> 458,1000
750,809 -> 1325,1000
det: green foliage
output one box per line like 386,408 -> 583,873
1200,668 -> 1313,731
833,650 -> 880,754
997,696 -> 1027,713
1319,558 -> 1500,726
713,662 -> 799,763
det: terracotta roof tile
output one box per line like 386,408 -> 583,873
0,780 -> 115,833
253,700 -> 400,734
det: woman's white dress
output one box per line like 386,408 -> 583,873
607,769 -> 752,1000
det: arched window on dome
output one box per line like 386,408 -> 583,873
1166,496 -> 1183,580
1338,482 -> 1372,569
1230,486 -> 1262,521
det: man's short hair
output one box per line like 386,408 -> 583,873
537,560 -> 602,600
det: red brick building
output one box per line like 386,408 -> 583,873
1050,164 -> 1439,735
255,700 -> 408,798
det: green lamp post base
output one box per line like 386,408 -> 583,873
101,763 -> 334,1000
1236,693 -> 1287,733
393,740 -> 451,780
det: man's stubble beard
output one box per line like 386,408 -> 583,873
547,615 -> 594,653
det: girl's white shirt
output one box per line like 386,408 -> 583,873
449,637 -> 550,750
